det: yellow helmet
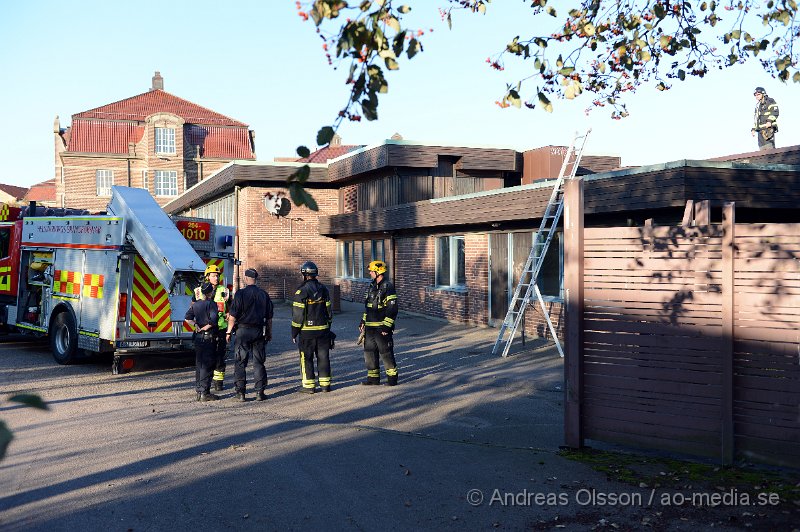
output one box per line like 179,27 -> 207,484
368,260 -> 387,275
204,264 -> 222,276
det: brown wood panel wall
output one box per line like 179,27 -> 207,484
731,222 -> 800,466
581,224 -> 726,459
572,211 -> 800,467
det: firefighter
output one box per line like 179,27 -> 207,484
226,268 -> 273,402
204,264 -> 229,391
184,282 -> 221,402
752,86 -> 780,150
291,261 -> 333,394
360,260 -> 399,386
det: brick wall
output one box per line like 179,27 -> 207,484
237,186 -> 338,301
341,184 -> 358,213
465,233 -> 489,326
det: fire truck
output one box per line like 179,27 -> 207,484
0,186 -> 236,373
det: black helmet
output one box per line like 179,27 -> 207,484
754,86 -> 766,95
300,261 -> 318,276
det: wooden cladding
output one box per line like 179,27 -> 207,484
565,195 -> 800,467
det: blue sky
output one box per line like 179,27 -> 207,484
1,1 -> 797,188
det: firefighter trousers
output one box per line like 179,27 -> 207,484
233,326 -> 268,393
212,329 -> 227,383
299,333 -> 331,390
194,335 -> 216,393
363,328 -> 397,381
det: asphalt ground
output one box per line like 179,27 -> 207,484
0,301 -> 797,531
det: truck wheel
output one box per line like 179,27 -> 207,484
50,311 -> 79,365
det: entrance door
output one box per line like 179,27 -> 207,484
489,232 -> 534,325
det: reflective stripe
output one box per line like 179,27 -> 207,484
292,302 -> 306,308
291,321 -> 303,328
302,324 -> 329,331
319,376 -> 331,386
364,321 -> 384,327
386,367 -> 398,377
367,369 -> 380,378
383,317 -> 395,325
212,370 -> 224,380
384,294 -> 397,302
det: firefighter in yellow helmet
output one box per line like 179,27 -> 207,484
360,260 -> 399,386
204,263 -> 230,391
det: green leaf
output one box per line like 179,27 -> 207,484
10,394 -> 48,410
0,421 -> 12,461
407,38 -> 419,59
538,92 -> 553,113
296,164 -> 311,184
398,5 -> 411,13
385,57 -> 399,70
316,126 -> 335,146
296,146 -> 311,159
392,30 -> 407,57
793,71 -> 800,82
361,98 -> 379,121
386,16 -> 401,33
290,183 -> 319,212
678,69 -> 686,80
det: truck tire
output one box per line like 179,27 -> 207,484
50,311 -> 79,365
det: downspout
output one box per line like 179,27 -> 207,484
126,159 -> 131,187
234,185 -> 240,290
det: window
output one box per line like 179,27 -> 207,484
142,170 -> 149,191
339,239 -> 387,279
96,169 -> 113,196
155,127 -> 176,155
535,231 -> 563,299
0,226 -> 10,258
436,235 -> 466,287
154,170 -> 178,196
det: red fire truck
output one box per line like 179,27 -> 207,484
0,186 -> 235,373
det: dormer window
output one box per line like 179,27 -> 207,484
155,127 -> 176,155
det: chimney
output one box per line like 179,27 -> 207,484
151,71 -> 164,91
390,132 -> 403,140
330,133 -> 342,147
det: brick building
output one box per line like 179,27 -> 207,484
164,138 -> 621,341
54,72 -> 256,212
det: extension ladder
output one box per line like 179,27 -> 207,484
491,129 -> 591,358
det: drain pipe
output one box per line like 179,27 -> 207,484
234,185 -> 240,290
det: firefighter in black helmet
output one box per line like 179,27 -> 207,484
752,86 -> 779,150
360,260 -> 399,386
291,261 -> 334,393
184,282 -> 221,402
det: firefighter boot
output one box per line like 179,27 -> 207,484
386,368 -> 399,386
257,391 -> 267,401
199,392 -> 220,402
362,369 -> 380,385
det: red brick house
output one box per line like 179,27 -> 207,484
23,179 -> 57,208
54,72 -> 256,212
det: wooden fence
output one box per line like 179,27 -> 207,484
564,180 -> 800,467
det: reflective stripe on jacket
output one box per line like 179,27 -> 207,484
291,279 -> 332,337
362,279 -> 398,330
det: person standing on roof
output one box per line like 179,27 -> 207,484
752,86 -> 779,150
360,260 -> 399,386
203,264 -> 230,392
291,261 -> 334,394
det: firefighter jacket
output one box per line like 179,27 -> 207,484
361,278 -> 398,332
754,96 -> 779,134
291,279 -> 332,339
212,284 -> 228,329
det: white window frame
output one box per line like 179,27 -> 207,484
154,170 -> 178,196
155,127 -> 176,155
96,169 -> 113,196
142,170 -> 149,191
435,235 -> 466,288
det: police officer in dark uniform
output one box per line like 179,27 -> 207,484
184,282 -> 221,402
291,261 -> 333,394
360,260 -> 399,386
225,268 -> 274,402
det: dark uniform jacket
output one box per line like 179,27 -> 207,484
185,299 -> 220,336
291,279 -> 332,339
229,284 -> 274,329
754,96 -> 779,137
361,278 -> 398,332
